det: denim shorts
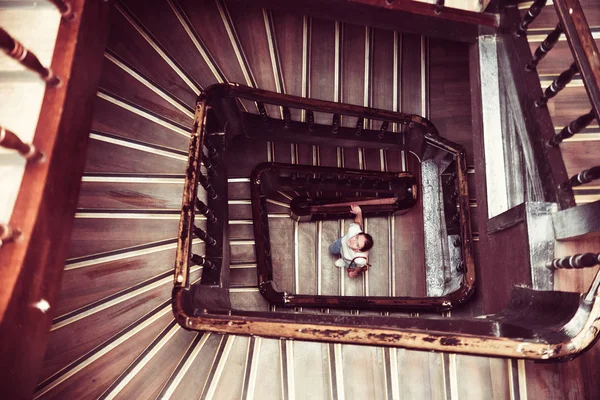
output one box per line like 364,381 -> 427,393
329,238 -> 352,268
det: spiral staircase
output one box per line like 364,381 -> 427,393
1,0 -> 600,398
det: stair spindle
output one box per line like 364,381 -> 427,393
536,63 -> 579,107
549,109 -> 596,146
0,223 -> 20,247
201,154 -> 217,177
257,102 -> 269,123
332,114 -> 340,135
546,253 -> 600,270
307,110 -> 315,131
204,140 -> 219,159
191,254 -> 215,269
283,107 -> 292,129
356,118 -> 364,136
195,198 -> 217,223
378,121 -> 389,139
517,0 -> 547,37
199,173 -> 218,199
435,0 -> 445,14
526,24 -> 563,71
48,0 -> 75,21
566,166 -> 600,188
193,225 -> 217,246
0,126 -> 43,162
0,28 -> 61,86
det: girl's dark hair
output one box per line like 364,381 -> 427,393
360,233 -> 374,252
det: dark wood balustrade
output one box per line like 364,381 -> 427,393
526,24 -> 563,71
517,0 -> 547,36
0,28 -> 61,86
536,63 -> 579,107
550,109 -> 596,146
0,126 -> 44,162
567,166 -> 600,188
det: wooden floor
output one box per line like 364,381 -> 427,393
33,0 -> 600,398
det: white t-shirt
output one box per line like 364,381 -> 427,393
340,223 -> 368,266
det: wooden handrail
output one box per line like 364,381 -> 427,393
553,0 -> 600,123
0,0 -> 112,398
0,28 -> 61,86
0,126 -> 44,162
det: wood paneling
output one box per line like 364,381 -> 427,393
77,181 -> 184,210
68,218 -> 180,259
178,0 -> 247,84
121,0 -> 220,89
114,328 -> 200,400
107,8 -> 196,105
91,97 -> 191,151
84,139 -> 187,174
40,312 -> 173,400
99,56 -> 193,127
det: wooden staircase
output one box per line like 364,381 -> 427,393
0,0 -> 593,398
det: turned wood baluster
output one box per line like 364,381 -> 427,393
546,253 -> 600,269
193,225 -> 217,246
191,254 -> 215,269
332,114 -> 340,134
195,198 -> 217,223
283,107 -> 292,128
307,110 -> 315,131
199,172 -> 217,199
201,154 -> 217,177
48,0 -> 75,21
517,0 -> 547,37
435,0 -> 445,14
257,102 -> 268,123
536,63 -> 579,107
356,117 -> 364,136
379,121 -> 389,139
566,166 -> 600,188
0,28 -> 61,86
0,126 -> 43,162
0,223 -> 21,247
526,24 -> 563,71
549,109 -> 596,146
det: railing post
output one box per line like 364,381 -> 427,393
193,225 -> 217,246
549,109 -> 596,146
0,126 -> 44,162
0,28 -> 61,86
196,198 -> 217,223
191,254 -> 215,269
536,63 -> 579,107
565,166 -> 600,188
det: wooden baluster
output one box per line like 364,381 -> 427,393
549,109 -> 596,146
0,223 -> 21,247
201,154 -> 217,177
48,0 -> 75,21
536,63 -> 579,107
0,28 -> 61,86
356,117 -> 364,136
0,126 -> 43,162
196,198 -> 217,223
332,114 -> 340,135
566,166 -> 600,188
435,0 -> 445,14
193,225 -> 217,246
257,102 -> 268,123
191,254 -> 215,269
546,253 -> 600,269
307,110 -> 315,131
199,173 -> 218,199
517,0 -> 548,37
283,107 -> 292,128
526,24 -> 563,71
379,121 -> 389,139
204,140 -> 218,159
